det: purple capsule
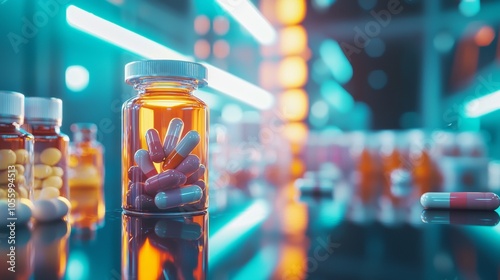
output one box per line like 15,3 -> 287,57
176,155 -> 200,177
186,164 -> 205,184
144,169 -> 187,196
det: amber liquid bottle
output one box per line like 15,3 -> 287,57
23,97 -> 69,200
0,91 -> 33,280
122,60 -> 209,214
68,123 -> 105,230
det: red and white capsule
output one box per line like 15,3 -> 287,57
162,130 -> 200,171
420,192 -> 500,210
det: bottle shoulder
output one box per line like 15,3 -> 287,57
123,92 -> 208,109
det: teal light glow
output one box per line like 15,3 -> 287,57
67,251 -> 89,280
66,5 -> 274,110
309,100 -> 329,128
459,0 -> 480,17
233,246 -> 279,280
465,89 -> 500,117
216,0 -> 276,45
320,80 -> 354,113
209,200 -> 270,265
319,40 -> 353,84
65,65 -> 89,92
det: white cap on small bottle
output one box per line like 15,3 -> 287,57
25,97 -> 63,126
0,91 -> 25,124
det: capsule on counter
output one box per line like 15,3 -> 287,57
420,192 -> 500,210
421,210 -> 500,226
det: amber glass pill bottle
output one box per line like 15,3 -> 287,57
122,60 -> 209,215
24,97 -> 69,201
0,91 -> 34,201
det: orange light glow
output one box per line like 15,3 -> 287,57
283,122 -> 308,154
280,25 -> 307,55
213,16 -> 229,35
213,40 -> 230,58
278,56 -> 308,88
290,158 -> 306,178
274,244 -> 308,279
475,26 -> 495,46
276,0 -> 306,25
194,15 -> 210,35
139,238 -> 173,279
282,201 -> 308,235
279,89 -> 309,121
194,39 -> 210,59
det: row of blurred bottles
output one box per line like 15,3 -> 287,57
302,130 -> 494,198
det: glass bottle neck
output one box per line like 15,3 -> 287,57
133,78 -> 198,95
29,124 -> 61,134
0,122 -> 21,132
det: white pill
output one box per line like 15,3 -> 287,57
54,197 -> 70,218
0,198 -> 33,226
33,199 -> 62,223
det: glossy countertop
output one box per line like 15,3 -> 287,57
1,181 -> 500,280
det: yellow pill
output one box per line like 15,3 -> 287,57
34,164 -> 52,179
18,186 -> 28,198
39,187 -> 60,199
42,176 -> 63,189
40,148 -> 62,166
14,149 -> 29,164
0,169 -> 14,184
51,166 -> 64,177
14,164 -> 25,174
34,179 -> 42,189
0,189 -> 6,199
16,175 -> 25,185
0,149 -> 16,170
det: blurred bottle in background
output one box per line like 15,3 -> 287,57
68,123 -> 105,231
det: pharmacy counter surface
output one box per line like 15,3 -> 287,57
2,185 -> 500,280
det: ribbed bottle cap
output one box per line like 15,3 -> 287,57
0,91 -> 24,124
125,60 -> 208,87
25,97 -> 63,126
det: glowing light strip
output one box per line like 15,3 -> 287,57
216,0 -> 277,45
66,5 -> 274,110
465,89 -> 500,117
209,200 -> 270,265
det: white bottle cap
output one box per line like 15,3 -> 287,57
0,91 -> 24,124
125,60 -> 208,87
25,97 -> 63,126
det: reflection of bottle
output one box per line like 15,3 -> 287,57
122,213 -> 207,280
68,123 -> 105,230
32,220 -> 71,279
0,226 -> 32,280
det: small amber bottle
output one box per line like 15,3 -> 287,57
68,123 -> 105,230
24,97 -> 69,201
122,60 -> 209,214
0,91 -> 34,201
